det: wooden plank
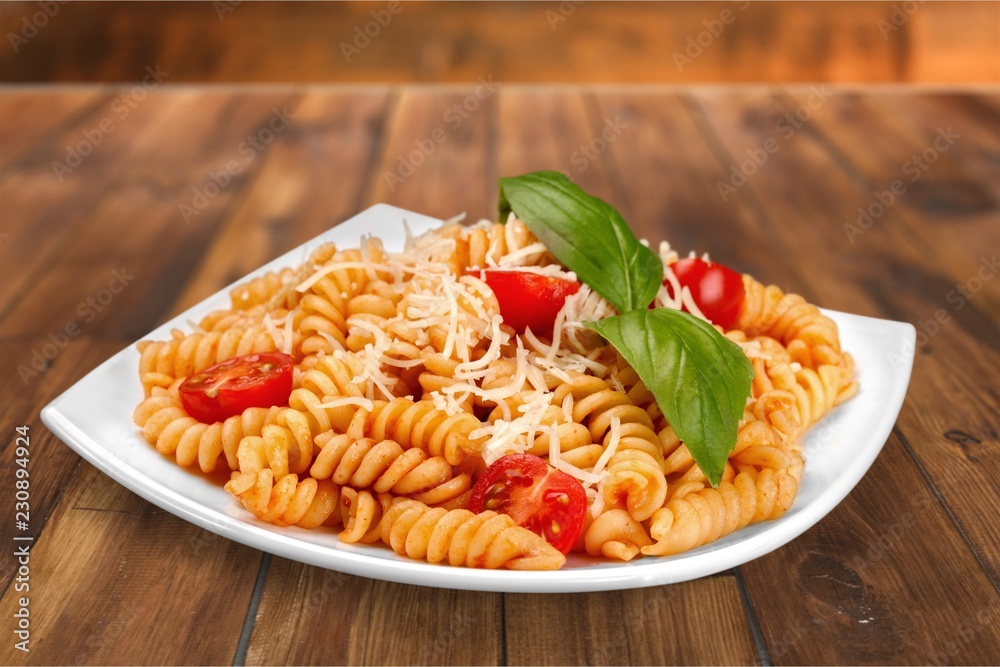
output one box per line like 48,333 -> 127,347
506,576 -> 758,666
499,89 -> 760,665
780,90 -> 1000,318
2,2 -> 997,84
741,434 -> 1000,665
876,92 -> 1000,198
0,89 -> 179,315
0,90 -> 297,340
364,87 -> 495,219
591,92 -> 789,283
0,337 -> 126,591
0,462 -> 262,664
909,2 -> 1000,83
691,90 -> 1000,577
242,86 -> 505,665
360,582 -> 503,665
0,88 -> 107,172
170,90 -> 389,314
243,556 -> 374,665
685,90 -> 1000,662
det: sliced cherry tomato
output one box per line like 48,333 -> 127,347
179,352 -> 293,424
477,269 -> 579,337
665,258 -> 745,329
469,453 -> 587,554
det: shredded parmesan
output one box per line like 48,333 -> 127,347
316,330 -> 346,352
295,261 -> 392,294
316,396 -> 375,412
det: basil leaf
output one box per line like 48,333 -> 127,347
586,309 -> 754,487
498,171 -> 663,313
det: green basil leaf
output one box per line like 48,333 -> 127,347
586,309 -> 754,487
498,171 -> 663,314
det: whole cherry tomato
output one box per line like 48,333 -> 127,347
666,258 -> 745,329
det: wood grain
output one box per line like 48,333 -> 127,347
0,91 -> 296,340
0,89 -> 106,172
0,463 -> 263,665
364,87 -> 496,219
1,2 -> 997,84
241,84 -> 505,665
170,90 -> 389,315
780,90 -> 1000,316
505,577 -> 760,666
740,435 -> 1000,665
498,89 -> 765,665
690,90 -> 1000,584
684,90 -> 1000,663
0,338 -> 126,592
0,86 -> 997,665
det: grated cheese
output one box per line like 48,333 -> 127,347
295,261 -> 392,294
316,330 -> 346,352
316,396 -> 375,412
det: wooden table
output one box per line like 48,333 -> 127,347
1,85 -> 997,666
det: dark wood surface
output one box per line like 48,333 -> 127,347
1,2 -> 999,85
0,85 -> 997,666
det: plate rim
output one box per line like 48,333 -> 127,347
40,203 -> 917,593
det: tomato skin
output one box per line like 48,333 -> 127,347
666,258 -> 745,329
179,352 -> 294,424
477,270 -> 579,337
469,453 -> 587,554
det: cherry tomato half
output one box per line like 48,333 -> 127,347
477,270 -> 579,337
179,352 -> 294,424
665,258 -> 745,329
469,453 -> 587,554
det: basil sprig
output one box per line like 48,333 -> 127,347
498,170 -> 753,487
587,310 -> 753,486
499,171 -> 662,313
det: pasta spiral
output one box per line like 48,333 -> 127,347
137,326 -> 277,391
737,275 -> 846,369
224,469 -> 388,542
310,433 -> 472,507
347,397 -> 487,466
556,374 -> 667,521
133,395 -> 280,472
584,508 -> 652,561
298,243 -> 390,365
642,470 -> 798,556
135,212 -> 859,569
455,218 -> 553,270
380,498 -> 565,569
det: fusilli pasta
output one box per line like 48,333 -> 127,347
133,213 -> 857,570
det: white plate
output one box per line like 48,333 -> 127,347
41,204 -> 916,593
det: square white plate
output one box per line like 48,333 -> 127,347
42,204 -> 916,593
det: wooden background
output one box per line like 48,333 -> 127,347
0,84 -> 997,665
1,0 -> 999,664
1,1 -> 998,84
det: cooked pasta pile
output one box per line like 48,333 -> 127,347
134,217 -> 857,570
